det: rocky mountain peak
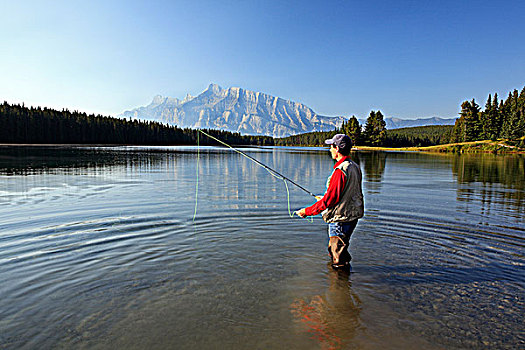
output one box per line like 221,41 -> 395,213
150,95 -> 166,106
120,84 -> 345,137
205,83 -> 224,94
182,93 -> 194,103
120,84 -> 456,136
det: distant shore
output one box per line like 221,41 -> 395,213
0,143 -> 186,147
2,139 -> 524,154
354,139 -> 525,154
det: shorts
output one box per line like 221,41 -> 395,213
328,220 -> 358,238
327,220 -> 358,268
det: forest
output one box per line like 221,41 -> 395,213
0,102 -> 273,146
451,87 -> 525,144
384,126 -> 454,147
1,85 -> 523,148
278,85 -> 525,148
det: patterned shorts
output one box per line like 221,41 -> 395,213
328,220 -> 358,238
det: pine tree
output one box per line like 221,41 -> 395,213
481,93 -> 500,140
493,93 -> 502,139
457,99 -> 481,142
347,116 -> 362,145
363,110 -> 387,146
516,87 -> 525,139
480,94 -> 490,139
451,115 -> 463,143
339,120 -> 347,134
501,90 -> 522,139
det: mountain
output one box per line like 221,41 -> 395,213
384,117 -> 457,129
355,116 -> 457,129
120,83 -> 346,137
120,83 -> 457,137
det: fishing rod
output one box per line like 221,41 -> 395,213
197,129 -> 317,198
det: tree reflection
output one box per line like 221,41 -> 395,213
359,151 -> 386,193
451,154 -> 524,213
0,146 -> 169,175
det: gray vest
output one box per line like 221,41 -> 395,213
322,159 -> 364,223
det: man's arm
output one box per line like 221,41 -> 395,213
296,169 -> 346,218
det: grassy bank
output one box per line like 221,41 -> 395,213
354,138 -> 525,154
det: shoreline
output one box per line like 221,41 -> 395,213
1,140 -> 524,154
0,143 -> 189,147
353,139 -> 525,154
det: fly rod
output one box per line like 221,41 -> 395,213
198,129 -> 317,198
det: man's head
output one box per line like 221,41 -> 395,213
325,134 -> 352,156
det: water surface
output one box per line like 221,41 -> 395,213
0,146 -> 523,349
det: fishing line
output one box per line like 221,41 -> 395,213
198,130 -> 316,197
193,129 -> 315,222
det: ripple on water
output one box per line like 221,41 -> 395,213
1,148 -> 524,349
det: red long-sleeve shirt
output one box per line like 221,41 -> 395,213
304,156 -> 348,216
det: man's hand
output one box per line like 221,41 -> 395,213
295,208 -> 307,218
315,195 -> 323,201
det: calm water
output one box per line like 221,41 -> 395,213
0,146 -> 523,349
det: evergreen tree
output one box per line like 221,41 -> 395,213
363,110 -> 387,146
500,92 -> 513,138
481,93 -> 500,140
493,93 -> 502,138
501,90 -> 523,139
451,116 -> 463,143
455,99 -> 481,142
346,116 -> 362,146
480,94 -> 490,140
518,88 -> 525,140
339,120 -> 348,135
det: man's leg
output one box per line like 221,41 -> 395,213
327,220 -> 358,268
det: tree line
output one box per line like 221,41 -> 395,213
452,87 -> 525,144
2,84 -> 523,148
384,125 -> 454,147
0,100 -> 389,147
278,111 -> 454,147
0,102 -> 273,146
277,111 -> 388,147
279,85 -> 525,147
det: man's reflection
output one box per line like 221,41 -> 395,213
291,269 -> 362,350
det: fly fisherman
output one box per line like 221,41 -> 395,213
296,134 -> 364,270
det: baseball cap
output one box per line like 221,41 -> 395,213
324,134 -> 352,149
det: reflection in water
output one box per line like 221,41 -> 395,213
357,151 -> 524,219
193,147 -> 330,213
291,269 -> 361,350
1,146 -> 523,349
451,154 -> 525,213
359,152 -> 386,193
0,145 -> 168,175
353,151 -> 523,349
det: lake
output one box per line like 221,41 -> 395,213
0,145 -> 523,349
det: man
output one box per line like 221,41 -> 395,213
296,134 -> 364,269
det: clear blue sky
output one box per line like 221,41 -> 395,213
1,0 -> 524,119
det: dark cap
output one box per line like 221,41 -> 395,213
325,134 -> 352,149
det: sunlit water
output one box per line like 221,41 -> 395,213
0,146 -> 523,349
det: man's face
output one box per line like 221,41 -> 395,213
329,144 -> 338,159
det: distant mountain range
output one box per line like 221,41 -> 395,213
383,117 -> 457,129
120,84 -> 346,137
120,84 -> 457,137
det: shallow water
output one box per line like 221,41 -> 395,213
0,146 -> 523,349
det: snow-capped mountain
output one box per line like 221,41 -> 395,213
120,84 -> 346,137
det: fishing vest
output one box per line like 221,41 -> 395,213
322,159 -> 364,223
